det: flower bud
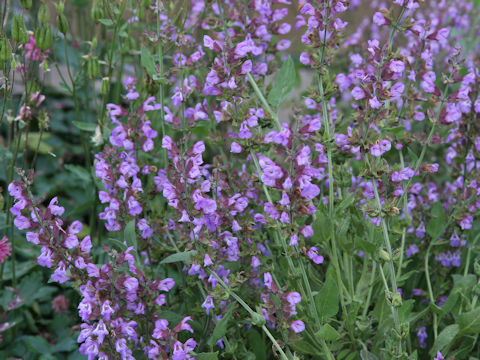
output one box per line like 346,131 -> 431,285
19,0 -> 32,9
100,77 -> 110,95
379,249 -> 391,262
12,14 -> 28,44
392,292 -> 403,307
55,1 -> 65,13
474,261 -> 480,276
87,57 -> 100,78
474,283 -> 480,296
0,37 -> 10,62
250,312 -> 266,327
91,0 -> 103,22
35,26 -> 52,51
38,3 -> 50,24
57,13 -> 68,35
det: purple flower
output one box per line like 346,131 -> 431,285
87,263 -> 100,278
158,278 -> 175,291
230,142 -> 243,153
174,316 -> 194,334
459,215 -> 473,230
80,236 -> 92,253
285,292 -> 301,306
406,244 -> 419,258
124,277 -> 139,293
51,263 -> 69,283
299,52 -> 311,65
389,60 -> 405,74
202,296 -> 214,315
195,197 -> 217,214
64,235 -> 79,249
389,82 -> 404,98
352,86 -> 366,100
373,12 -> 386,26
38,247 -> 54,268
370,140 -> 391,157
14,215 -> 31,230
369,96 -> 382,109
307,247 -> 324,264
434,351 -> 444,360
290,320 -> 305,333
101,301 -> 114,320
417,326 -> 427,348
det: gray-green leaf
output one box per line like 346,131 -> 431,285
141,45 -> 157,77
267,56 -> 296,110
160,250 -> 197,264
315,266 -> 339,322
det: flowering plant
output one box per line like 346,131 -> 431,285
1,0 -> 480,359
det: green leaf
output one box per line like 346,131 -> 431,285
21,132 -> 52,154
316,323 -> 341,341
315,266 -> 339,322
337,195 -> 355,213
18,272 -> 43,306
0,146 -> 13,161
430,324 -> 459,355
98,18 -> 113,26
64,164 -> 91,184
141,45 -> 157,77
207,302 -> 235,347
452,274 -> 477,294
160,250 -> 197,264
196,353 -> 219,360
52,337 -> 77,353
440,292 -> 459,315
267,56 -> 296,110
426,203 -> 446,239
398,299 -> 415,323
72,121 -> 97,132
124,220 -> 137,249
2,260 -> 37,281
429,303 -> 444,315
360,348 -> 379,360
458,308 -> 480,334
313,209 -> 331,243
407,146 -> 419,163
22,336 -> 51,354
290,339 -> 321,356
247,329 -> 266,360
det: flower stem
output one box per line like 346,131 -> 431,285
208,270 -> 290,360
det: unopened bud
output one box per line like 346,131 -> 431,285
57,13 -> 68,35
91,1 -> 103,22
392,292 -> 403,307
19,0 -> 32,9
251,312 -> 266,327
56,1 -> 65,13
38,3 -> 50,24
87,57 -> 100,78
474,261 -> 480,276
0,38 -> 10,62
100,77 -> 110,95
35,26 -> 52,51
12,14 -> 28,44
379,249 -> 391,262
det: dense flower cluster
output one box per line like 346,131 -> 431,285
4,0 -> 480,359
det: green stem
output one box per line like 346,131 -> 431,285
208,270 -> 290,360
464,233 -> 480,276
155,2 -> 168,167
362,258 -> 377,317
246,73 -> 281,130
425,241 -> 438,339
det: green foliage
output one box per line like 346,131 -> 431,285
267,56 -> 296,110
